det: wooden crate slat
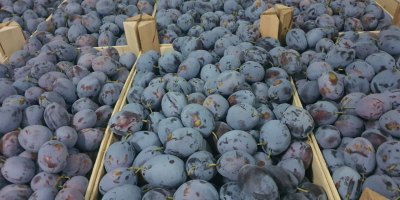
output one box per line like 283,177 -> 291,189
85,51 -> 142,200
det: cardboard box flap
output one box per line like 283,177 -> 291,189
262,8 -> 277,16
0,21 -> 26,63
275,4 -> 293,13
125,13 -> 156,22
0,21 -> 21,30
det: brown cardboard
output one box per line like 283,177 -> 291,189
360,188 -> 389,200
123,14 -> 160,54
260,5 -> 294,46
0,21 -> 26,63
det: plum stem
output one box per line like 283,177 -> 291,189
39,96 -> 52,105
362,173 -> 365,182
7,98 -> 25,106
124,133 -> 132,141
130,167 -> 147,174
252,113 -> 260,117
216,114 -> 220,118
387,164 -> 397,171
341,99 -> 351,110
219,43 -> 227,49
321,46 -> 325,53
302,71 -> 308,80
141,187 -> 152,193
268,149 -> 271,160
106,80 -> 119,83
207,89 -> 215,93
186,95 -> 190,103
307,133 -> 311,142
230,66 -> 242,71
153,65 -> 160,68
55,66 -> 65,73
250,41 -> 256,44
187,166 -> 196,177
390,188 -> 400,192
269,61 -> 274,67
370,38 -> 379,42
50,136 -> 57,140
324,63 -> 328,72
165,197 -> 174,199
207,164 -> 217,168
152,147 -> 163,152
211,131 -> 218,141
167,88 -> 171,92
269,94 -> 277,98
26,76 -> 37,84
142,120 -> 149,123
147,102 -> 154,115
53,174 -> 70,188
334,112 -> 346,115
342,107 -> 355,109
344,72 -> 350,80
297,187 -> 309,193
257,142 -> 267,146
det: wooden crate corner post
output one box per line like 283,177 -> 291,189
391,2 -> 400,27
124,14 -> 160,54
260,5 -> 293,46
0,21 -> 26,64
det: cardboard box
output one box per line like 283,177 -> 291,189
0,21 -> 26,64
260,4 -> 293,46
123,14 -> 160,54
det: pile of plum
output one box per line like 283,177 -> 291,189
285,22 -> 400,200
0,0 -> 61,39
98,41 -> 329,199
0,0 -> 155,48
155,0 -> 391,44
0,32 -> 138,199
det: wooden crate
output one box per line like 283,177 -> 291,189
291,81 -> 342,200
87,43 -> 337,199
290,76 -> 338,200
84,50 -> 142,200
85,15 -> 160,199
375,0 -> 400,26
0,21 -> 26,64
